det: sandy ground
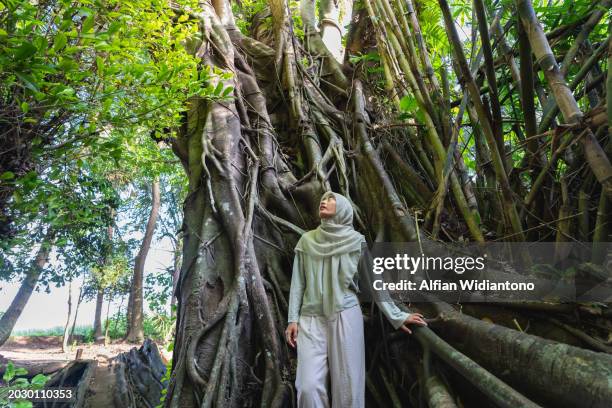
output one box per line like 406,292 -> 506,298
0,336 -> 171,375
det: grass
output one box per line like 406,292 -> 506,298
11,313 -> 174,342
13,325 -> 92,337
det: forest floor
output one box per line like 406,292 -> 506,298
0,336 -> 171,375
1,336 -> 171,406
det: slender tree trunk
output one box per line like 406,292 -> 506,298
440,0 -> 525,241
558,0 -> 612,77
68,285 -> 84,344
94,211 -> 116,343
171,236 -> 183,316
473,0 -> 504,166
126,281 -> 133,330
592,188 -> 610,263
126,179 -> 161,343
0,228 -> 55,346
113,294 -> 125,335
516,0 -> 612,199
62,280 -> 73,352
104,293 -> 112,345
93,288 -> 105,343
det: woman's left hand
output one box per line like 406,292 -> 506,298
399,313 -> 427,334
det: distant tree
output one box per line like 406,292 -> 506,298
125,179 -> 161,343
0,164 -> 117,346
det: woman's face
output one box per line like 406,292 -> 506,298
319,195 -> 336,219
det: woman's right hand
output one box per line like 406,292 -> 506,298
285,323 -> 298,348
399,313 -> 427,334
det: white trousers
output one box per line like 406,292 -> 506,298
296,305 -> 365,408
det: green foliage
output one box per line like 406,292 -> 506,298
102,313 -> 127,340
0,0 -> 229,244
1,0 -> 211,135
232,0 -> 269,36
145,264 -> 173,315
0,0 -> 185,279
12,312 -> 173,343
288,0 -> 305,39
389,0 -> 612,186
349,51 -> 386,89
232,0 -> 304,40
398,95 -> 425,123
12,325 -> 94,341
91,254 -> 130,290
348,52 -> 380,64
416,0 -> 451,59
1,0 -> 211,299
459,129 -> 477,173
101,312 -> 173,341
146,309 -> 175,342
155,341 -> 173,408
0,162 -> 119,290
0,362 -> 48,408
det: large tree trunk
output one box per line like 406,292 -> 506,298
126,179 -> 161,343
0,228 -> 55,346
160,0 -> 612,406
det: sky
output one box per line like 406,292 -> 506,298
0,238 -> 174,332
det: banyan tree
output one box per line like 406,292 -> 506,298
162,0 -> 612,407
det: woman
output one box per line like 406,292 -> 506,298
285,191 -> 427,407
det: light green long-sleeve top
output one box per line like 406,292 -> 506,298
287,245 -> 411,330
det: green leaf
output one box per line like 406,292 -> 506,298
213,81 -> 223,96
3,361 -> 15,382
64,45 -> 80,55
14,367 -> 27,376
221,86 -> 233,97
0,171 -> 15,180
13,377 -> 29,387
96,56 -> 104,74
33,36 -> 49,52
14,42 -> 37,60
54,32 -> 68,52
399,95 -> 417,113
20,101 -> 29,113
31,373 -> 48,387
15,73 -> 40,92
57,57 -> 79,72
415,109 -> 426,124
14,401 -> 33,408
82,15 -> 95,33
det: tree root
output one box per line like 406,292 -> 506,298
431,302 -> 612,407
